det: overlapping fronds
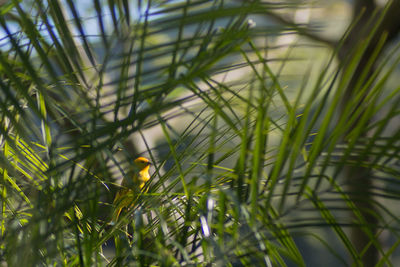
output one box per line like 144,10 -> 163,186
0,0 -> 399,266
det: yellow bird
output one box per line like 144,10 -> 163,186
112,157 -> 151,221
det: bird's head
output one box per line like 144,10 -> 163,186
134,157 -> 151,170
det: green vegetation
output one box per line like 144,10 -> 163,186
1,0 -> 400,266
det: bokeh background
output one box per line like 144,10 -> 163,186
1,0 -> 400,266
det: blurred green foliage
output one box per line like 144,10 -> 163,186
0,0 -> 400,266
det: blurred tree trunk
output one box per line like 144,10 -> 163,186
259,0 -> 400,265
338,1 -> 400,266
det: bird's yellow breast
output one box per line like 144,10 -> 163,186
138,166 -> 150,189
